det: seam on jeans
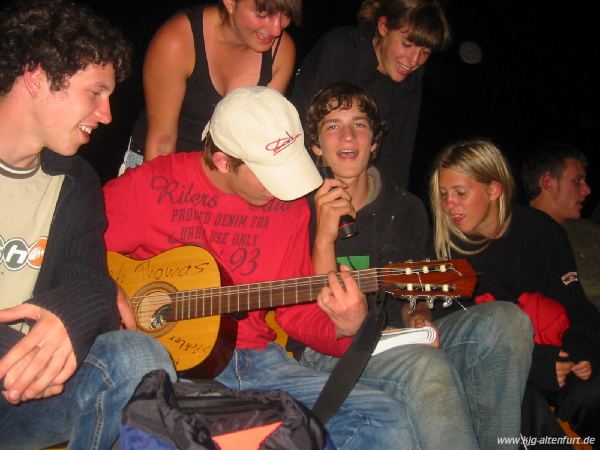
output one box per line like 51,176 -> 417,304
85,356 -> 116,387
81,357 -> 113,449
332,405 -> 366,448
90,391 -> 105,450
233,351 -> 243,391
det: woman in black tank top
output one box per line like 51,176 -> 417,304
123,0 -> 300,171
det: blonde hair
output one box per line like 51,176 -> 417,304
429,139 -> 515,258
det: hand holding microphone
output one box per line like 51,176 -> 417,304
317,166 -> 358,239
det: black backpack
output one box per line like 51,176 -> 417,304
114,369 -> 329,450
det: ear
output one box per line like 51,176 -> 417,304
22,65 -> 45,97
370,141 -> 378,154
311,144 -> 322,157
222,0 -> 236,15
540,173 -> 556,193
488,181 -> 503,201
211,151 -> 231,174
377,16 -> 389,37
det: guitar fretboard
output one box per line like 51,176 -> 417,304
170,268 -> 381,321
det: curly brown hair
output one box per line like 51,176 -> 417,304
305,82 -> 385,165
0,0 -> 132,95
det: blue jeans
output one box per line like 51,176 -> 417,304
302,302 -> 534,450
0,331 -> 176,450
216,343 -> 415,449
117,137 -> 144,176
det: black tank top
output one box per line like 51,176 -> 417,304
130,6 -> 274,154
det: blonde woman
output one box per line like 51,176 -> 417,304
430,138 -> 600,442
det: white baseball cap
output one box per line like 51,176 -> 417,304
202,86 -> 322,201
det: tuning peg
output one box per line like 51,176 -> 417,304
426,297 -> 435,309
408,297 -> 417,313
442,297 -> 454,308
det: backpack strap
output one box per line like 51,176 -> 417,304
312,290 -> 388,424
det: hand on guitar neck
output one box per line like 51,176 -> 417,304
317,265 -> 368,339
107,246 -> 476,377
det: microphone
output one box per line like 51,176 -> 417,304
318,165 -> 358,240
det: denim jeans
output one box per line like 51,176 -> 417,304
216,343 -> 416,449
0,330 -> 176,450
302,302 -> 534,450
117,137 -> 144,176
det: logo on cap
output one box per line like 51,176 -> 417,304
266,131 -> 301,155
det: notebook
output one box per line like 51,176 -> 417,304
372,327 -> 437,356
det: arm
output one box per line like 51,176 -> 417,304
518,213 -> 600,389
291,28 -> 358,123
541,222 -> 600,373
143,13 -> 195,161
317,266 -> 368,338
0,157 -> 117,402
267,31 -> 295,94
103,165 -> 147,254
282,233 -> 368,354
275,201 -> 356,356
311,179 -> 354,274
0,305 -> 76,403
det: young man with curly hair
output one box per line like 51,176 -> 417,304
0,1 -> 175,448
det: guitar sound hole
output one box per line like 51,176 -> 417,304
151,305 -> 171,330
132,281 -> 177,335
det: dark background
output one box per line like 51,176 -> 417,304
79,0 -> 599,216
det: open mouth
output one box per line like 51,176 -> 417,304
337,149 -> 358,159
451,213 -> 465,224
256,32 -> 274,45
396,61 -> 413,76
79,125 -> 93,135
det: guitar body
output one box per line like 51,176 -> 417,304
107,246 -> 237,378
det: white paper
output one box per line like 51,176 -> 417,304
372,327 -> 437,356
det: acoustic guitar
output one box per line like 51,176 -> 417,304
107,246 -> 477,378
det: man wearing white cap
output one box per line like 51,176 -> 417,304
103,86 -> 412,448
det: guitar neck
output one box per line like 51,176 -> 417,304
169,268 -> 380,321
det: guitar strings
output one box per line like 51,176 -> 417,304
127,267 -> 477,323
129,268 -> 469,309
128,267 -> 461,304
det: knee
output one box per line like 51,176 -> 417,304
569,379 -> 600,413
407,347 -> 457,384
92,331 -> 176,382
333,396 -> 413,448
474,302 -> 534,351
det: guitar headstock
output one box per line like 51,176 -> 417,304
380,259 -> 477,311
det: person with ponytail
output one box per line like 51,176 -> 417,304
292,0 -> 450,188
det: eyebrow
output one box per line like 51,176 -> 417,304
94,81 -> 114,92
321,115 -> 369,125
439,184 -> 467,190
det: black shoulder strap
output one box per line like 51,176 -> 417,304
312,290 -> 388,424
